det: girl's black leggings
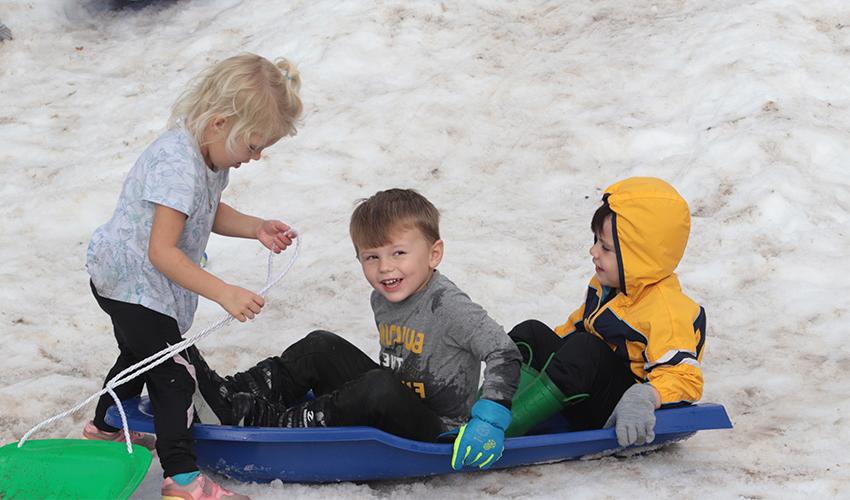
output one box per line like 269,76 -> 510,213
90,281 -> 197,478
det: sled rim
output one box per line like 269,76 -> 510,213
0,439 -> 152,499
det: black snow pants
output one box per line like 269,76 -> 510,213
508,319 -> 637,430
221,330 -> 446,442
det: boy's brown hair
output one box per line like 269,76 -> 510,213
591,197 -> 614,235
350,188 -> 441,255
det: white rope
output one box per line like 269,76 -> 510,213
18,231 -> 301,453
106,386 -> 133,454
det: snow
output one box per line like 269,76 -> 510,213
2,0 -> 849,498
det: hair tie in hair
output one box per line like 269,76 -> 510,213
283,69 -> 292,81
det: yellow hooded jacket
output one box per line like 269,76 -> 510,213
554,177 -> 705,405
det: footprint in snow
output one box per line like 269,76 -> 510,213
0,23 -> 11,42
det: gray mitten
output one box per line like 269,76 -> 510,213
604,383 -> 658,447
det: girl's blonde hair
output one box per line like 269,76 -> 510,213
168,53 -> 303,153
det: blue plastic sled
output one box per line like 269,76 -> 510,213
106,397 -> 731,483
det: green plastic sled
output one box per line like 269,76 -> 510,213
0,439 -> 152,499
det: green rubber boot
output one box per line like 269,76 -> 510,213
505,370 -> 586,437
515,363 -> 540,395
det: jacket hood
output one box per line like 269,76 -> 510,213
604,177 -> 690,298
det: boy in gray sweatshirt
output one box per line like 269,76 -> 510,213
192,189 -> 520,470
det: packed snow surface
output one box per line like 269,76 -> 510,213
1,1 -> 849,498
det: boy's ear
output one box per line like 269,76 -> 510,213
429,239 -> 444,269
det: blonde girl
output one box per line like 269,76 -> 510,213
84,54 -> 302,499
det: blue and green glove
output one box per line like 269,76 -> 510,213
451,399 -> 512,470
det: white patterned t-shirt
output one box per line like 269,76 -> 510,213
87,126 -> 229,334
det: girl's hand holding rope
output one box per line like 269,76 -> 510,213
256,220 -> 296,253
216,284 -> 264,322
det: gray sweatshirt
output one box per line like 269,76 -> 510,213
371,270 -> 521,429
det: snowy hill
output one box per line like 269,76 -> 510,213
1,1 -> 848,498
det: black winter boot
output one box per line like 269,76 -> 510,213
186,347 -> 241,424
224,356 -> 291,405
277,396 -> 331,428
230,393 -> 332,428
188,348 -> 297,425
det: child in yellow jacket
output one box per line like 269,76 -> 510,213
507,177 -> 705,447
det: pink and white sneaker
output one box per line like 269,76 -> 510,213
82,420 -> 156,451
161,474 -> 250,500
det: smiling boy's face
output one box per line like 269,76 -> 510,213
357,224 -> 444,303
589,215 -> 621,289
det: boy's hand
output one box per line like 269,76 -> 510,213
451,399 -> 512,470
604,383 -> 659,447
256,219 -> 296,253
217,284 -> 265,321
